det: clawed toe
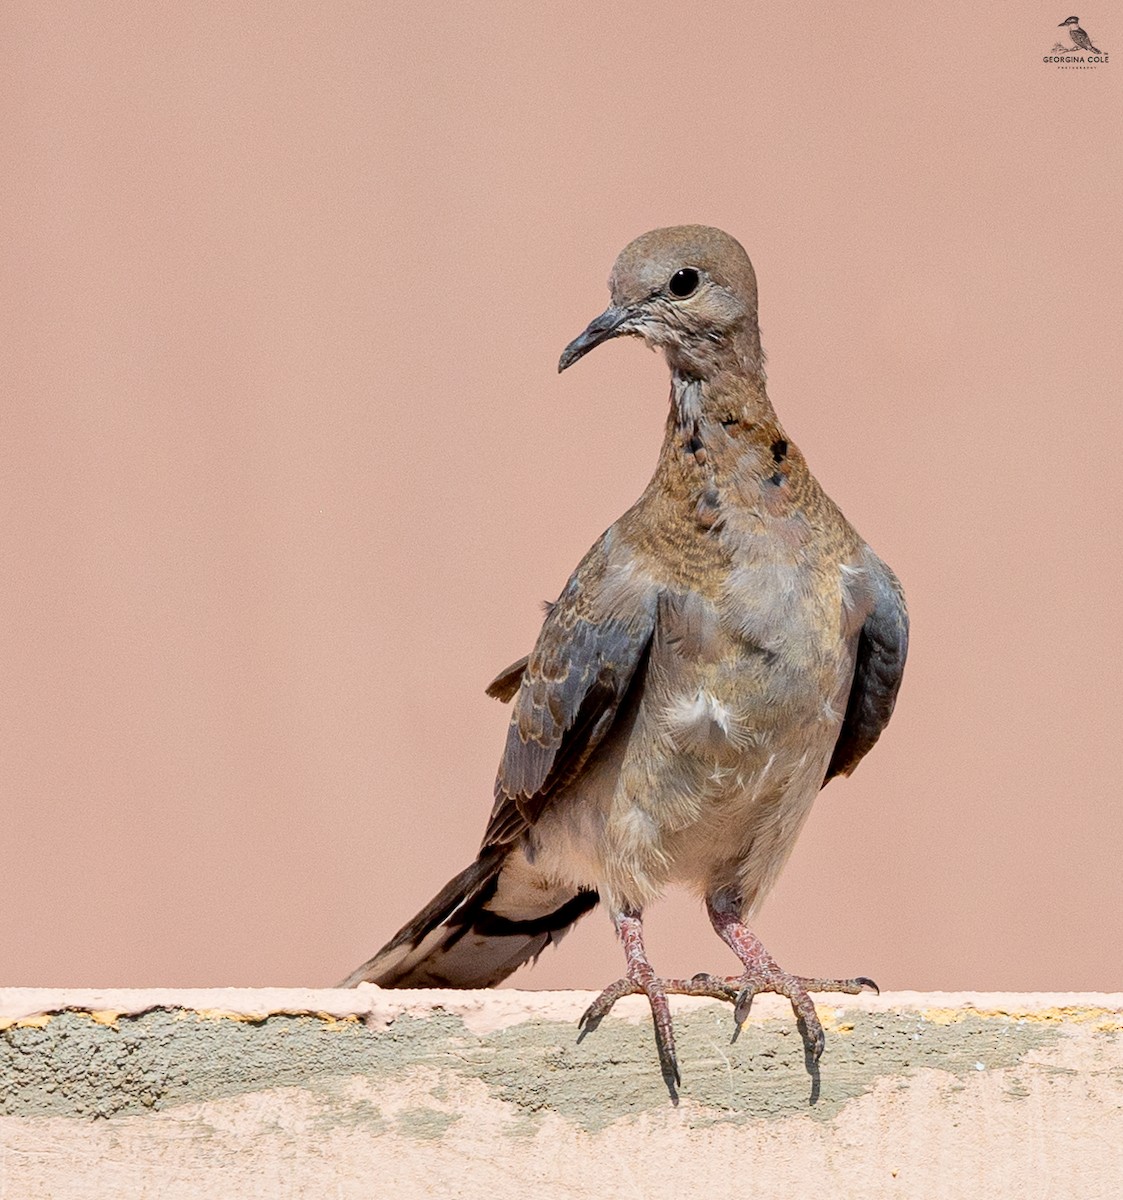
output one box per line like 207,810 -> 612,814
797,1011 -> 826,1062
719,968 -> 877,1059
578,977 -> 640,1036
578,974 -> 682,1093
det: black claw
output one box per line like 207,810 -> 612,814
577,1007 -> 602,1036
793,1012 -> 826,1063
856,976 -> 880,995
658,1048 -> 681,1092
733,985 -> 755,1029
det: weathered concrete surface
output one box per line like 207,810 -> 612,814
1,989 -> 1120,1199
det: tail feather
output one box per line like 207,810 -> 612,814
339,849 -> 598,989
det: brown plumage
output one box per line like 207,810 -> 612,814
341,226 -> 908,1098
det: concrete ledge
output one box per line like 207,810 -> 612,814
1,989 -> 1121,1198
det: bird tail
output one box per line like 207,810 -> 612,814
338,849 -> 599,988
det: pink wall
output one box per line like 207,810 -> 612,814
2,0 -> 1119,991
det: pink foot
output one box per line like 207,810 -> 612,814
706,895 -> 877,1060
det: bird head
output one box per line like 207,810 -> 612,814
1059,16 -> 1079,26
558,225 -> 763,380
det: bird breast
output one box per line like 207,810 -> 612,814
641,553 -> 861,788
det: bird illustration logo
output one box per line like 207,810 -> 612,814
1055,16 -> 1106,54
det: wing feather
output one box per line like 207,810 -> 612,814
824,555 -> 909,784
483,538 -> 657,847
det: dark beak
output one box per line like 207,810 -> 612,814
558,306 -> 634,373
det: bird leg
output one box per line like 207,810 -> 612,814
579,908 -> 726,1093
578,901 -> 878,1089
705,893 -> 878,1060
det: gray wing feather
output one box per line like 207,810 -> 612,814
824,557 -> 909,784
484,541 -> 657,845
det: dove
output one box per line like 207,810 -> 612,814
342,225 -> 909,1097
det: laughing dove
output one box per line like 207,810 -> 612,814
342,226 -> 909,1097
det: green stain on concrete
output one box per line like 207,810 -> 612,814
469,1004 -> 1064,1131
394,1107 -> 460,1140
0,1004 -> 1066,1129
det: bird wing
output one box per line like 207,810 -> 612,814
824,553 -> 909,784
485,654 -> 530,703
483,533 -> 658,847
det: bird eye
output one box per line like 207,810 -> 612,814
668,268 -> 700,298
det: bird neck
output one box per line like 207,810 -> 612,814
661,323 -> 764,386
653,368 -> 800,502
668,366 -> 779,440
